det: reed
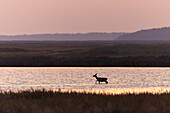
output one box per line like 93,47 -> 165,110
0,89 -> 170,113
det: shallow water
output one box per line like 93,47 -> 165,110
0,67 -> 170,94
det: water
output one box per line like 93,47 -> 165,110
0,67 -> 170,94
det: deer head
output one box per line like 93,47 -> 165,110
93,73 -> 97,77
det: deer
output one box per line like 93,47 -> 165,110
93,73 -> 108,84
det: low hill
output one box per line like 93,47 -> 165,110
117,27 -> 170,40
0,32 -> 123,41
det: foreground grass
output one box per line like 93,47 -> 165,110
0,89 -> 170,113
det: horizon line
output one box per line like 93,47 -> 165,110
0,26 -> 169,36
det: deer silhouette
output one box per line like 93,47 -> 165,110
93,73 -> 108,84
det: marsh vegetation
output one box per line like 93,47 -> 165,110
0,41 -> 170,66
0,89 -> 170,113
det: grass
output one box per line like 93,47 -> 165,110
0,89 -> 170,113
0,41 -> 170,66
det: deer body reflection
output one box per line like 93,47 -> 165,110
93,73 -> 108,84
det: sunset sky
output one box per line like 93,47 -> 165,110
0,0 -> 170,35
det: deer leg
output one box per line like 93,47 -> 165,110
95,80 -> 97,84
99,81 -> 100,84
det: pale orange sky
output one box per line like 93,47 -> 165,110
0,0 -> 170,35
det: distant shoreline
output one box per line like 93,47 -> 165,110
0,41 -> 169,67
0,32 -> 124,41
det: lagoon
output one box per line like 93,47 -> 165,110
0,67 -> 170,94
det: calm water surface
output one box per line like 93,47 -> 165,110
0,67 -> 170,94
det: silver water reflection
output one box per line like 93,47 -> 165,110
0,67 -> 169,92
